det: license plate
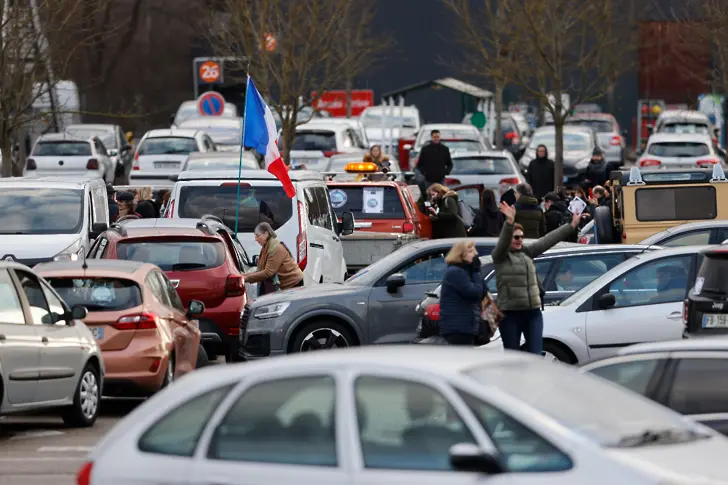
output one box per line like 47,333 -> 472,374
91,327 -> 104,340
702,314 -> 728,328
154,161 -> 180,169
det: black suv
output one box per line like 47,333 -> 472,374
685,247 -> 728,336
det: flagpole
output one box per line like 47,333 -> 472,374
234,71 -> 251,237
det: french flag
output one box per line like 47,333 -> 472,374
243,78 -> 295,198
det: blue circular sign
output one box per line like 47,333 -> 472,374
367,198 -> 378,208
330,189 -> 347,208
197,92 -> 225,116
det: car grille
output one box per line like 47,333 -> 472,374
239,304 -> 251,341
244,333 -> 271,357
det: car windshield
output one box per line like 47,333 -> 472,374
178,185 -> 293,232
184,156 -> 258,171
46,277 -> 142,312
451,156 -> 514,175
361,113 -> 417,128
291,131 -> 337,152
33,141 -> 92,157
65,129 -> 116,148
116,240 -> 226,271
566,119 -> 613,133
443,140 -> 483,152
328,185 -> 405,219
466,360 -> 703,447
531,133 -> 590,152
138,137 -> 199,156
0,188 -> 84,234
183,126 -> 241,146
662,123 -> 710,135
647,142 -> 710,157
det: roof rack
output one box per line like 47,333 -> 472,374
195,221 -> 215,236
627,167 -> 645,185
711,164 -> 727,182
109,223 -> 127,236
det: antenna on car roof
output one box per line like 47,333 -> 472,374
81,245 -> 88,271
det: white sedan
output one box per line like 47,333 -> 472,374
80,347 -> 728,484
638,133 -> 722,169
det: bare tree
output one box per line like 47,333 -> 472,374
444,0 -> 524,150
203,0 -> 377,164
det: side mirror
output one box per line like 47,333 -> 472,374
597,292 -> 616,310
340,211 -> 355,236
251,254 -> 259,267
186,299 -> 205,319
386,273 -> 406,293
449,443 -> 506,474
403,143 -> 412,150
108,149 -> 118,157
90,222 -> 108,238
70,305 -> 88,321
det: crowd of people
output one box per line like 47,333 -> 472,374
106,183 -> 171,222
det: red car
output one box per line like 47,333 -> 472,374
88,216 -> 249,361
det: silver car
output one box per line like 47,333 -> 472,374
638,220 -> 728,247
445,150 -> 525,202
519,125 -> 599,185
564,113 -> 625,169
0,262 -> 103,426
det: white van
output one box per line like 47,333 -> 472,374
0,177 -> 109,265
165,170 -> 353,284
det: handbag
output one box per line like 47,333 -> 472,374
480,292 -> 503,336
260,274 -> 281,295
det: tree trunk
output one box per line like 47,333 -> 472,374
607,78 -> 616,115
494,83 -> 504,150
282,117 -> 294,166
554,114 -> 565,190
0,136 -> 13,178
345,75 -> 353,118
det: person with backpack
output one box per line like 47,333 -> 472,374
543,192 -> 570,233
513,183 -> 546,238
426,183 -> 467,239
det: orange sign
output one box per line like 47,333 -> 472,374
199,60 -> 221,83
264,33 -> 277,52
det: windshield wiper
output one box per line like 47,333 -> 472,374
171,263 -> 207,270
614,428 -> 710,448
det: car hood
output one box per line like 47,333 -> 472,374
249,283 -> 361,307
0,234 -> 81,260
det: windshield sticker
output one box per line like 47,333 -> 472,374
694,277 -> 704,296
91,286 -> 114,303
330,189 -> 348,209
363,187 -> 384,214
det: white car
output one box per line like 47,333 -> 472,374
324,151 -> 406,182
27,133 -> 114,182
81,346 -> 728,484
536,245 -> 708,364
303,117 -> 370,148
639,221 -> 728,247
360,105 -> 421,148
654,110 -> 714,136
178,117 -> 243,151
638,133 -> 722,169
287,121 -> 368,172
131,129 -> 216,185
178,151 -> 260,175
171,100 -> 238,127
410,123 -> 488,158
446,150 -> 524,201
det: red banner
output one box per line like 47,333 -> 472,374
313,90 -> 374,117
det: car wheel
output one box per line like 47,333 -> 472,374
196,345 -> 209,368
160,352 -> 175,389
542,341 -> 574,364
291,321 -> 354,353
62,363 -> 100,427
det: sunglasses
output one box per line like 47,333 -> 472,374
513,235 -> 524,240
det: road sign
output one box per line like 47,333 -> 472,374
470,111 -> 486,129
197,92 -> 226,116
199,60 -> 221,84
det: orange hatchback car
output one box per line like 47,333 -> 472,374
35,259 -> 205,397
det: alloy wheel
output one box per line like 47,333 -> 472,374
300,328 -> 349,351
79,371 -> 99,420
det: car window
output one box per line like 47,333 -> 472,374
304,187 -> 326,230
453,187 -> 481,211
667,358 -> 728,415
40,283 -> 66,325
451,157 -> 514,175
313,187 -> 334,231
159,273 -> 185,313
399,253 -> 447,284
138,385 -> 233,456
47,277 -> 142,312
586,359 -> 662,395
138,137 -> 199,156
458,391 -> 573,472
548,255 -> 623,292
15,270 -> 52,325
661,230 -> 711,247
490,260 -> 550,294
327,186 -> 405,220
0,269 -> 25,325
647,142 -> 711,157
291,131 -> 337,152
33,141 -> 92,156
117,240 -> 226,272
145,272 -> 170,307
661,123 -> 710,135
355,376 -> 476,470
565,119 -> 613,133
606,255 -> 692,308
95,139 -> 108,157
208,376 -> 337,466
635,187 -> 716,222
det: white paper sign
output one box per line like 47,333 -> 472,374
568,197 -> 587,215
363,187 -> 384,214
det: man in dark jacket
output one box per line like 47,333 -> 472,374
584,147 -> 608,190
543,192 -> 570,233
513,183 -> 546,238
526,144 -> 555,201
416,130 -> 453,187
106,183 -> 119,222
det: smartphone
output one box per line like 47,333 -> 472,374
424,201 -> 432,208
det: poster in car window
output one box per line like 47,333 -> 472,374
363,187 -> 384,214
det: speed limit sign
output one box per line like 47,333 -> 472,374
199,60 -> 222,84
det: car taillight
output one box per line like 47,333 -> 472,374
445,177 -> 461,185
424,303 -> 440,321
113,313 -> 156,330
86,159 -> 99,170
505,132 -> 520,143
323,151 -> 341,157
639,159 -> 661,167
225,274 -> 244,297
403,221 -> 414,233
77,461 -> 93,485
26,158 -> 36,170
132,151 -> 140,170
579,235 -> 588,244
499,177 -> 520,185
297,200 -> 308,270
610,135 -> 622,146
697,159 -> 719,167
683,299 -> 689,324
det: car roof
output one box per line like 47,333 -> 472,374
177,169 -> 323,182
533,125 -> 594,135
534,244 -> 654,256
639,221 -> 728,244
37,133 -> 91,142
295,122 -> 349,132
419,123 -> 479,131
658,110 -> 710,122
648,132 -> 713,143
144,128 -> 200,138
186,151 -> 256,161
617,337 -> 728,356
34,259 -> 150,276
179,118 -> 241,128
0,176 -> 103,189
113,218 -> 225,238
451,150 -> 512,158
66,124 -> 116,132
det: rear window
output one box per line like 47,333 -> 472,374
696,254 -> 728,296
184,155 -> 258,171
565,119 -> 613,133
662,123 -> 710,135
328,186 -> 405,219
33,141 -> 91,156
499,118 -> 516,132
647,142 -> 710,157
291,131 -> 336,151
443,140 -> 483,153
178,185 -> 293,232
635,186 -> 716,222
116,240 -> 226,271
451,157 -> 514,175
139,137 -> 199,156
45,277 -> 142,312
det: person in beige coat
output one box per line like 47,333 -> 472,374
246,222 -> 304,295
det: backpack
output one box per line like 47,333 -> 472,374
558,209 -> 571,228
457,199 -> 474,228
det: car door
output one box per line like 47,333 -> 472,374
545,253 -> 626,302
316,186 -> 346,281
584,254 -> 695,361
367,250 -> 448,343
158,271 -> 189,330
148,271 -> 178,335
583,354 -> 669,399
0,268 -> 41,405
14,269 -> 81,402
303,186 -> 330,283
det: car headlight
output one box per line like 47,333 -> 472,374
53,240 -> 83,261
253,301 -> 291,319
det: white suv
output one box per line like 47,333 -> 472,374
131,129 -> 216,185
27,133 -> 114,182
287,121 -> 368,171
165,170 -> 353,286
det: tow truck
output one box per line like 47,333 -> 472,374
325,161 -> 427,274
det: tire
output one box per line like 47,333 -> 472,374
593,206 -> 614,244
542,341 -> 574,364
290,321 -> 355,353
62,363 -> 100,427
196,345 -> 209,368
160,352 -> 174,390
